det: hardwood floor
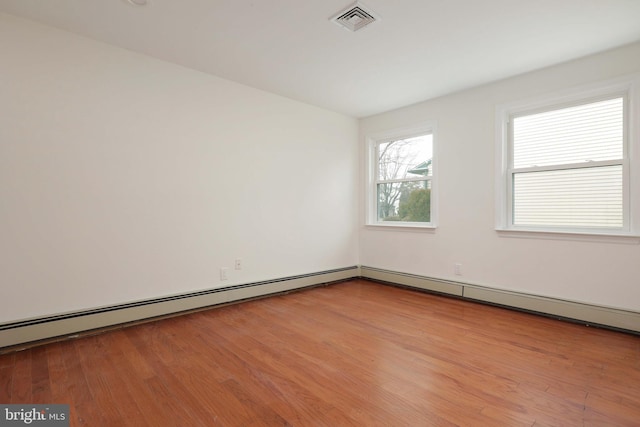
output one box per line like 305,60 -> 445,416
1,279 -> 639,426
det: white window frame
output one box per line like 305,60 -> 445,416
495,74 -> 640,241
366,122 -> 437,229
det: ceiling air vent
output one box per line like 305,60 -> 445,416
331,2 -> 379,32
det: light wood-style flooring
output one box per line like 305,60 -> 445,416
1,279 -> 639,426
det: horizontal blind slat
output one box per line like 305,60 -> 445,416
512,97 -> 623,169
513,165 -> 623,228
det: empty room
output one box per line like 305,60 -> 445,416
1,1 -> 639,425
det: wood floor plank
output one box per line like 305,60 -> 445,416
101,331 -> 177,427
45,343 -> 78,425
124,325 -> 224,426
0,352 -> 15,402
10,349 -> 32,403
0,352 -> 15,369
84,333 -> 152,427
61,339 -> 109,426
2,279 -> 639,426
72,337 -> 127,426
0,366 -> 13,403
30,345 -> 52,404
193,315 -> 363,426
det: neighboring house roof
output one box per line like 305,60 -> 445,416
407,160 -> 431,176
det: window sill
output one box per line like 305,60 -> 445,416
495,228 -> 640,244
366,223 -> 437,232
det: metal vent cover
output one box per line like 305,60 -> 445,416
331,2 -> 379,32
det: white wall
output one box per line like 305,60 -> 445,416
3,12 -> 638,327
0,13 -> 359,323
360,42 -> 640,312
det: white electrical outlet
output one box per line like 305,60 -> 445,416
235,259 -> 242,270
220,268 -> 228,281
454,263 -> 462,276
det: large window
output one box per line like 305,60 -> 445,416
496,77 -> 639,237
367,124 -> 436,227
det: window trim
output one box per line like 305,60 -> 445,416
495,74 -> 640,240
366,122 -> 437,229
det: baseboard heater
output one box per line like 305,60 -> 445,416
360,266 -> 640,334
3,265 -> 638,351
0,266 -> 360,350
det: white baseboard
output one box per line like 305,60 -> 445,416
360,266 -> 640,334
3,264 -> 637,350
359,266 -> 463,296
0,266 -> 359,349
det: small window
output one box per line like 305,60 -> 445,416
496,77 -> 638,237
367,124 -> 436,228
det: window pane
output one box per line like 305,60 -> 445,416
377,180 -> 431,222
378,134 -> 432,181
513,165 -> 623,228
513,97 -> 623,168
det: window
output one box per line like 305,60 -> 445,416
496,77 -> 639,237
367,124 -> 436,228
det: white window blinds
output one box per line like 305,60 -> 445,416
510,97 -> 625,229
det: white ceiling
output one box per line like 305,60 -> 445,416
1,0 -> 640,118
